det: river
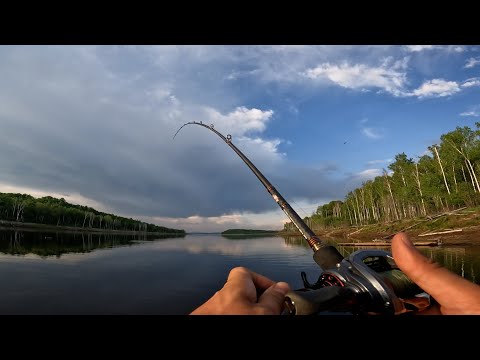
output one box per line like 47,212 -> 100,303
0,229 -> 479,314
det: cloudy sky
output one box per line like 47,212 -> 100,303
1,45 -> 479,232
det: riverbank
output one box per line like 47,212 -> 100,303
0,220 -> 184,236
278,207 -> 480,246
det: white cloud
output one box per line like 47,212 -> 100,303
460,105 -> 480,117
199,106 -> 284,167
0,182 -> 107,211
239,136 -> 284,156
141,196 -> 334,232
304,61 -> 408,96
411,79 -> 461,98
462,77 -> 480,88
460,111 -> 479,117
203,106 -> 274,136
405,45 -> 436,52
367,159 -> 392,165
141,209 -> 287,233
451,46 -> 466,52
304,56 -> 475,99
362,127 -> 383,139
465,57 -> 480,69
355,169 -> 383,180
405,45 -> 465,53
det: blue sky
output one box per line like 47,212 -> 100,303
0,45 -> 479,232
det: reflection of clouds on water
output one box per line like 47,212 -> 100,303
0,234 -> 306,264
1,231 -> 479,285
147,235 -> 304,256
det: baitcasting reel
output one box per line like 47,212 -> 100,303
175,122 -> 432,316
283,249 -> 431,315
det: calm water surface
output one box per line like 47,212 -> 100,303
1,229 -> 479,314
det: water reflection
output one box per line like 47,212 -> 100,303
0,230 -> 479,314
283,236 -> 311,248
0,231 -> 319,314
281,235 -> 480,285
0,229 -> 184,258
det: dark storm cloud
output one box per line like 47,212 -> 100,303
0,46 -> 352,222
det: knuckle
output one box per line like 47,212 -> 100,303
229,266 -> 249,276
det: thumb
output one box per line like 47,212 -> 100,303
257,282 -> 290,315
392,232 -> 480,312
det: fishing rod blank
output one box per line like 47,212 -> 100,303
174,121 -> 344,270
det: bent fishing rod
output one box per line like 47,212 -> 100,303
174,121 -> 430,315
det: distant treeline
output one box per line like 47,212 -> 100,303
222,229 -> 278,235
284,123 -> 480,232
0,192 -> 185,234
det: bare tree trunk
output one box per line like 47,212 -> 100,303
400,167 -> 407,187
452,163 -> 458,193
333,202 -> 341,218
12,200 -> 25,222
447,140 -> 480,193
433,146 -> 451,195
461,165 -> 468,183
88,212 -> 94,228
350,199 -> 358,226
12,202 -> 17,221
465,159 -> 477,192
345,202 -> 353,225
368,188 -> 377,222
466,158 -> 480,193
413,163 -> 427,216
354,190 -> 363,225
383,170 -> 399,220
360,188 -> 369,222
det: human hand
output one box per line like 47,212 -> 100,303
190,266 -> 291,315
392,232 -> 480,315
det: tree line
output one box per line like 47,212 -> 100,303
0,193 -> 185,234
284,123 -> 480,232
222,229 -> 277,235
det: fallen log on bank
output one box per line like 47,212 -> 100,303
418,229 -> 463,237
381,206 -> 467,240
338,240 -> 440,247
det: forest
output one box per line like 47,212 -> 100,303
0,193 -> 185,234
284,123 -> 480,232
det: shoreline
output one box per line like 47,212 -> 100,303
0,220 -> 184,236
277,225 -> 480,246
277,207 -> 480,246
4,218 -> 480,246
